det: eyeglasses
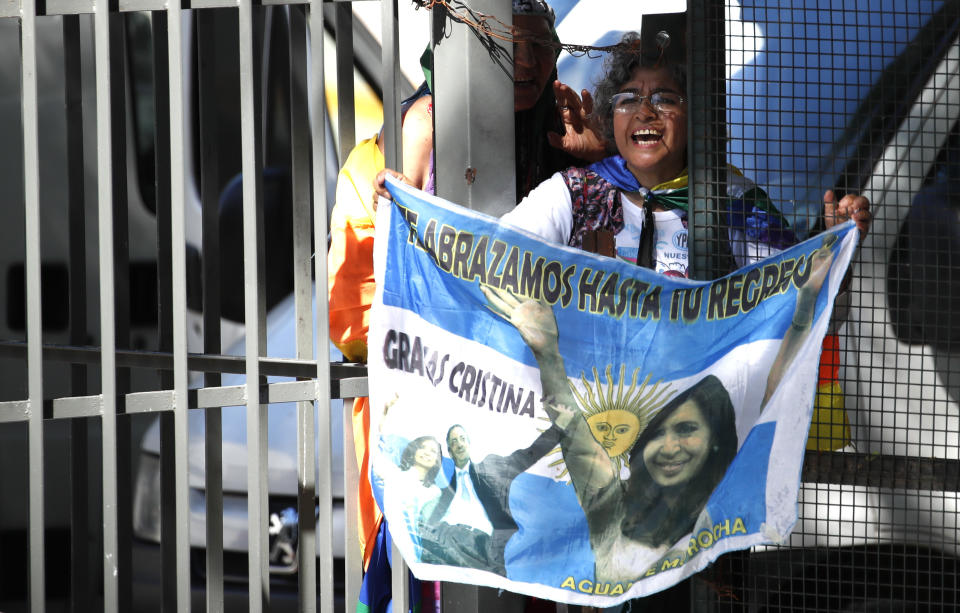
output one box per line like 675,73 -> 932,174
611,91 -> 685,115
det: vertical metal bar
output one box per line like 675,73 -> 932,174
432,0 -> 514,213
335,2 -> 355,161
341,397 -> 362,609
196,8 -> 226,612
687,0 -> 727,282
380,1 -> 410,608
63,12 -> 93,613
688,9 -> 745,609
311,6 -> 359,606
430,2 -> 511,610
151,11 -> 181,612
381,0 -> 401,170
238,2 -> 269,610
686,5 -> 729,606
288,5 -> 320,613
165,4 -> 194,610
107,13 -> 133,612
20,2 -> 46,611
94,0 -> 120,609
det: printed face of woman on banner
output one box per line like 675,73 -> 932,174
400,435 -> 444,486
640,400 -> 712,488
414,439 -> 441,471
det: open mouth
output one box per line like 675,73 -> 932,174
631,129 -> 662,144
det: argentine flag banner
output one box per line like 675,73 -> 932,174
368,176 -> 858,605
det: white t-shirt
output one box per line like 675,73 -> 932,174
502,172 -> 777,276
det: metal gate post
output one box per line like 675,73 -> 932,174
63,12 -> 93,612
19,2 -> 46,611
378,0 -> 413,609
196,8 -> 227,611
238,2 -> 270,610
163,4 -> 194,610
92,0 -> 122,608
432,0 -> 516,214
687,0 -> 728,283
289,5 -> 322,612
430,0 -> 518,610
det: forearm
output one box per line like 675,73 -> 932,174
558,416 -> 618,502
530,348 -> 618,494
763,284 -> 818,405
532,348 -> 580,431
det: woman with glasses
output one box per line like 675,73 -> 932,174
501,30 -> 871,272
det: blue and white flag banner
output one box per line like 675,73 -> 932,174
369,176 -> 858,605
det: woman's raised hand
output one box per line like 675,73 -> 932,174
548,80 -> 608,163
481,285 -> 559,355
823,190 -> 871,239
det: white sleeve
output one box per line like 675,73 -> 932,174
728,227 -> 784,268
500,172 -> 573,246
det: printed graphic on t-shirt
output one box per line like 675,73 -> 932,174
615,222 -> 643,264
614,208 -> 689,276
654,213 -> 688,278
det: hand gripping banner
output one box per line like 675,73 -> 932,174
368,177 -> 858,605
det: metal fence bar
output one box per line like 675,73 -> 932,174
288,5 -> 320,612
93,0 -> 120,609
380,0 -> 400,169
150,10 -> 180,612
166,3 -> 194,610
341,399 -> 362,609
335,1 -> 355,161
62,11 -> 93,613
687,0 -> 727,282
1,377 -> 369,419
196,7 -> 226,610
378,0 -> 411,607
19,1 -> 45,611
2,0 -> 319,19
0,339 -> 367,381
431,0 -> 514,214
106,13 -> 134,610
309,2 -> 344,609
0,401 -> 29,422
238,2 -> 270,610
53,397 -> 104,419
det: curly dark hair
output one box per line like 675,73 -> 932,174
592,31 -> 688,155
399,435 -> 443,487
620,374 -> 737,548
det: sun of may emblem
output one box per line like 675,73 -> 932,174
545,365 -> 676,481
